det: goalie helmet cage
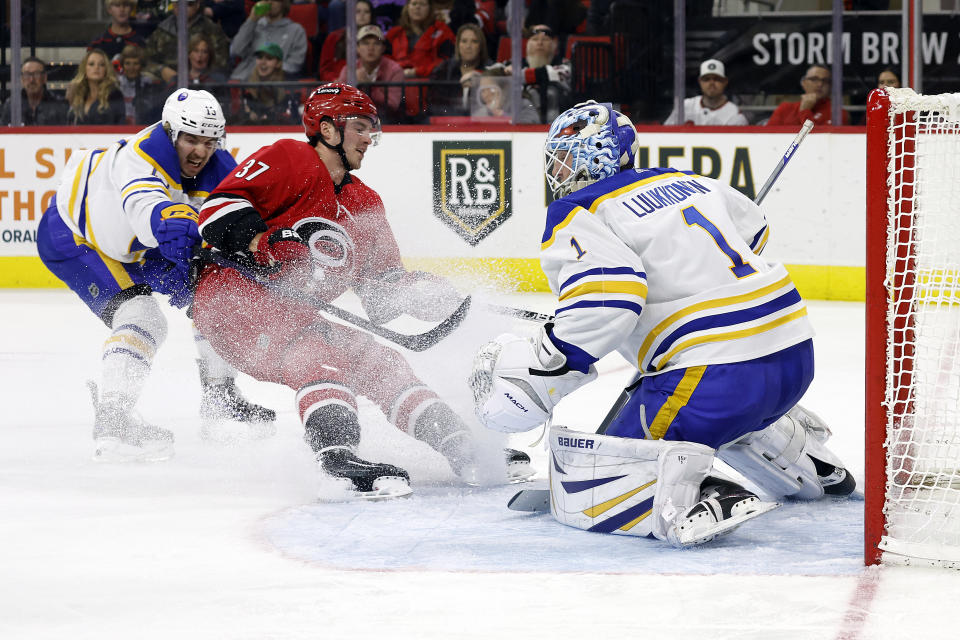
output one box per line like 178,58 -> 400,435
865,87 -> 960,568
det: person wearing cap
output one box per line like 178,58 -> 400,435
337,25 -> 405,121
767,64 -> 849,126
143,0 -> 231,84
237,42 -> 301,125
663,59 -> 748,126
229,0 -> 307,80
495,24 -> 572,123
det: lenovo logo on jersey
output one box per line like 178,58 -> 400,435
503,392 -> 528,412
557,436 -> 595,449
433,140 -> 512,246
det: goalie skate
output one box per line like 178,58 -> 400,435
668,482 -> 780,548
199,379 -> 277,443
316,447 -> 412,501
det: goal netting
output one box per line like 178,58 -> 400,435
865,87 -> 960,568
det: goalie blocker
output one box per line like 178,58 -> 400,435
548,425 -> 779,547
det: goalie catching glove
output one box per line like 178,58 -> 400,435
469,326 -> 597,433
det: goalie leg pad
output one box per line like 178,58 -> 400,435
717,405 -> 853,500
548,426 -> 713,541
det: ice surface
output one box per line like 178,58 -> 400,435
2,290 -> 960,639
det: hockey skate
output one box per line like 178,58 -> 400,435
667,478 -> 780,548
90,383 -> 175,463
199,378 -> 277,443
439,431 -> 536,485
316,446 -> 412,501
786,405 -> 857,497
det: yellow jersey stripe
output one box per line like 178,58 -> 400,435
653,308 -> 809,372
636,275 -> 795,368
648,366 -> 706,439
541,206 -> 586,250
558,280 -> 648,302
121,182 -> 170,198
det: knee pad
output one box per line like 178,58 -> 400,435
717,406 -> 845,500
548,425 -> 714,542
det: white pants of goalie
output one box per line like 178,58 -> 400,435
548,425 -> 779,547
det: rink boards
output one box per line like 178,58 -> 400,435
0,126 -> 865,300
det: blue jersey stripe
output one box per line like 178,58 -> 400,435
546,325 -> 599,373
647,289 -> 803,370
559,266 -> 646,293
555,299 -> 644,317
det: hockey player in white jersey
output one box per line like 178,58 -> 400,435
470,100 -> 854,547
36,88 -> 275,462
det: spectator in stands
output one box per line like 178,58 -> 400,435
494,24 -> 571,123
878,68 -> 901,89
66,49 -> 125,125
234,42 -> 301,125
429,23 -> 491,117
767,64 -> 849,126
203,0 -> 246,38
318,0 -> 374,82
182,32 -> 229,86
473,70 -> 539,123
337,25 -> 404,121
0,57 -> 68,126
144,0 -> 230,84
663,59 -> 748,126
90,0 -> 147,64
230,0 -> 308,80
385,0 -> 455,79
116,45 -> 164,124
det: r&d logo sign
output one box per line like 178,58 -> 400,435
432,141 -> 512,246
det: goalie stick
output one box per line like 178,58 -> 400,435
196,248 -> 470,352
486,304 -> 552,323
754,119 -> 814,205
506,120 -> 817,513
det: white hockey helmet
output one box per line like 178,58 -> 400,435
161,88 -> 226,147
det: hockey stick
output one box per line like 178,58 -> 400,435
486,304 -> 552,323
754,119 -> 814,205
197,248 -> 471,352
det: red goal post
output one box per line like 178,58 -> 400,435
865,87 -> 960,568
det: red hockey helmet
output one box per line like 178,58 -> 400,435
302,83 -> 381,144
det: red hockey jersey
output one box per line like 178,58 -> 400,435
199,138 -> 404,303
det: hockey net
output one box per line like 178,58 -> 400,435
865,87 -> 960,568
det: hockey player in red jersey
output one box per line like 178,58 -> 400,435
192,83 -> 532,499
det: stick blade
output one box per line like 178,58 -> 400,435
507,489 -> 551,512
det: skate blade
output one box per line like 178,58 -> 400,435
673,499 -> 780,547
93,438 -> 174,463
317,476 -> 413,502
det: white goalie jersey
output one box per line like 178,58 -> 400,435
54,123 -> 236,264
540,167 -> 814,375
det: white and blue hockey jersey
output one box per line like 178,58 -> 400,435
54,123 -> 236,263
540,167 -> 813,376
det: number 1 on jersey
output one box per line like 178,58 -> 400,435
570,236 -> 587,260
681,205 -> 756,278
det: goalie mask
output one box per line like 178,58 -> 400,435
544,100 -> 639,199
161,88 -> 226,147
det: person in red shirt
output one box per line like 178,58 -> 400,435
385,0 -> 454,78
192,84 -> 532,500
767,64 -> 849,126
